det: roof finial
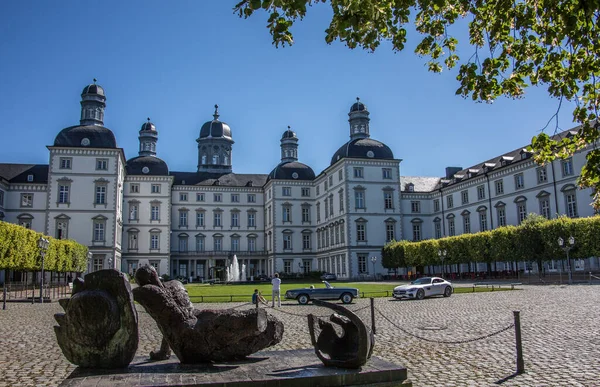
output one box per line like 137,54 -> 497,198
288,125 -> 291,130
356,97 -> 360,102
93,78 -> 97,84
147,117 -> 151,122
213,104 -> 219,120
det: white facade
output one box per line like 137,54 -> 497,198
0,84 -> 597,281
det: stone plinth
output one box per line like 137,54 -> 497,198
60,349 -> 411,387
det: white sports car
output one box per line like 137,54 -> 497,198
392,277 -> 453,300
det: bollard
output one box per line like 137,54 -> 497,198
513,311 -> 524,374
3,286 -> 6,310
370,298 -> 376,335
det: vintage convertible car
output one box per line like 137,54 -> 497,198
285,281 -> 359,305
392,277 -> 453,300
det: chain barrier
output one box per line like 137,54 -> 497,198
266,303 -> 371,318
375,306 -> 514,344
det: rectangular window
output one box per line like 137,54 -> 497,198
282,206 -> 291,222
540,198 -> 551,219
338,169 -> 343,181
461,190 -> 469,204
93,257 -> 104,272
130,184 -> 140,193
284,260 -> 292,274
59,157 -> 72,169
565,192 -> 578,218
231,212 -> 239,227
316,203 -> 321,222
355,191 -> 365,209
247,194 -> 256,203
231,194 -> 239,203
301,188 -> 310,197
248,238 -> 256,252
358,254 -> 367,274
353,167 -> 364,178
179,193 -> 188,201
196,237 -> 205,252
214,193 -> 222,202
282,187 -> 291,196
384,192 -> 394,209
151,184 -> 161,194
93,222 -> 105,241
329,176 -> 333,186
412,224 -> 421,241
214,237 -> 222,251
463,215 -> 471,233
324,181 -> 328,191
356,223 -> 366,241
268,206 -> 272,225
495,179 -> 504,195
21,193 -> 33,207
95,185 -> 106,204
179,211 -> 188,227
497,207 -> 506,226
283,234 -> 292,250
433,199 -> 440,212
58,185 -> 70,203
517,203 -> 527,224
128,203 -> 138,220
477,185 -> 486,200
151,204 -> 160,221
150,234 -> 159,249
324,199 -> 329,218
316,186 -> 320,195
179,238 -> 188,252
339,190 -> 344,212
537,167 -> 548,183
479,212 -> 488,231
329,196 -> 334,215
196,212 -> 205,226
410,200 -> 420,213
231,238 -> 239,251
303,234 -> 311,249
128,233 -> 138,250
247,212 -> 256,227
514,173 -> 525,190
214,212 -> 222,227
96,159 -> 108,171
386,223 -> 395,242
446,195 -> 454,209
302,207 -> 310,222
435,222 -> 442,239
448,218 -> 456,236
562,158 -> 574,176
196,193 -> 205,202
382,168 -> 392,179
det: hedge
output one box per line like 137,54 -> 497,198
382,215 -> 600,269
0,221 -> 89,272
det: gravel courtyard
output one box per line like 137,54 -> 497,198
0,285 -> 597,387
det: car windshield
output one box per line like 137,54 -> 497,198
323,281 -> 333,289
411,277 -> 432,285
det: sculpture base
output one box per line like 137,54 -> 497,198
60,349 -> 411,387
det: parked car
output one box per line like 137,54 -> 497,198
175,276 -> 188,284
320,272 -> 337,281
285,281 -> 359,305
392,277 -> 453,300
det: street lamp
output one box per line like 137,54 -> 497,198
371,256 -> 377,278
558,236 -> 575,284
438,249 -> 447,277
37,236 -> 50,303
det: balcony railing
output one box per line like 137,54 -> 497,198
170,250 -> 267,257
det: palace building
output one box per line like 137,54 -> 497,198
0,82 -> 597,281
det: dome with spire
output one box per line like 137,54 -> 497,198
350,97 -> 367,112
140,119 -> 156,132
281,128 -> 297,140
330,138 -> 394,165
199,105 -> 232,140
81,83 -> 105,97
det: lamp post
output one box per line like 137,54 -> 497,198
86,251 -> 92,273
371,256 -> 377,279
438,249 -> 447,277
37,236 -> 50,303
558,236 -> 575,284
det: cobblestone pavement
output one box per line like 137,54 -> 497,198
0,285 -> 598,387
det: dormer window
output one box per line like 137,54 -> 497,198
407,183 -> 414,192
27,175 -> 33,182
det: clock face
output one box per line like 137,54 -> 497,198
292,172 -> 299,179
81,138 -> 90,146
367,150 -> 375,158
142,166 -> 150,174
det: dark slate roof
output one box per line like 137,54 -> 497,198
199,120 -> 232,140
54,125 -> 117,148
400,176 -> 441,192
331,138 -> 394,165
170,172 -> 268,187
126,156 -> 169,176
350,101 -> 367,112
281,129 -> 297,140
0,164 -> 49,183
140,121 -> 156,132
267,161 -> 315,182
81,84 -> 105,96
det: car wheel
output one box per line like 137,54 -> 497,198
297,294 -> 310,305
443,286 -> 452,297
416,289 -> 425,300
341,293 -> 353,304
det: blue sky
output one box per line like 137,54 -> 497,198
0,1 -> 578,177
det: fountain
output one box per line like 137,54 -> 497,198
227,255 -> 246,282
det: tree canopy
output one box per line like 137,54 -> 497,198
235,0 -> 600,208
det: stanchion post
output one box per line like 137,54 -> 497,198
513,311 -> 524,374
3,286 -> 6,310
370,297 -> 376,335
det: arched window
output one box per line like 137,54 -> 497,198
212,155 -> 219,164
201,155 -> 207,165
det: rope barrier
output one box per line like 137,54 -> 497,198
375,306 -> 514,344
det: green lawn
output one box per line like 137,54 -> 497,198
184,281 -> 515,303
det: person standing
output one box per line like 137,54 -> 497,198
271,273 -> 281,307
